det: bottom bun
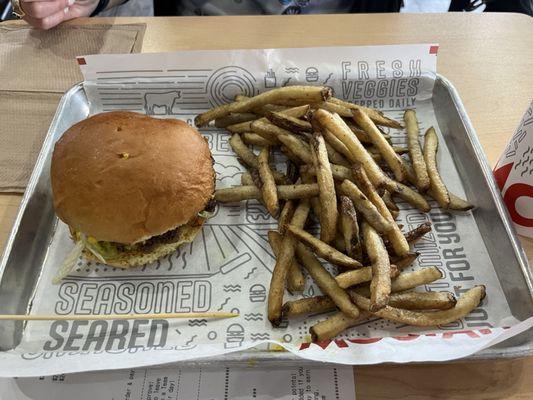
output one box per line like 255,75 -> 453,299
83,224 -> 203,268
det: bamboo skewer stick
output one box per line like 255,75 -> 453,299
0,312 -> 239,321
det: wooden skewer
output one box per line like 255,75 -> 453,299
0,312 -> 239,321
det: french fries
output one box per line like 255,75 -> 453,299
404,109 -> 430,191
252,120 -> 314,164
215,184 -> 319,203
229,134 -> 259,169
392,251 -> 420,270
284,287 -> 454,319
258,147 -> 279,217
387,291 -> 457,311
362,221 -> 391,311
204,85 -> 482,339
329,97 -> 403,129
404,222 -> 432,243
390,266 -> 442,292
383,178 -> 431,212
265,110 -> 312,134
424,127 -> 450,208
310,312 -> 368,342
311,290 -> 460,340
352,163 -> 409,256
196,86 -> 331,126
350,285 -> 486,326
268,231 -> 305,294
324,142 -> 350,166
310,131 -> 338,243
268,200 -> 310,326
278,200 -> 295,234
352,107 -> 407,182
338,180 -> 393,234
227,105 -> 310,133
295,242 -> 360,319
429,189 -> 474,211
215,113 -> 257,128
287,225 -> 362,269
312,109 -> 388,187
381,190 -> 398,212
322,129 -> 351,159
339,196 -> 362,260
336,265 -> 398,289
242,132 -> 278,147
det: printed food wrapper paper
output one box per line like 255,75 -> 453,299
1,44 -> 532,376
494,100 -> 533,237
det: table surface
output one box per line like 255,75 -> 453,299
2,13 -> 533,399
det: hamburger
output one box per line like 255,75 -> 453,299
51,111 -> 215,269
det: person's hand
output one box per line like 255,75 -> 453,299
20,0 -> 99,30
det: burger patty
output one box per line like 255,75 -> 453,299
81,199 -> 216,259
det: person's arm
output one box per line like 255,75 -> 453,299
17,0 -> 127,30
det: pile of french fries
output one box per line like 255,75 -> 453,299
195,86 -> 485,341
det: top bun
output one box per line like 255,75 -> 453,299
51,111 -> 215,244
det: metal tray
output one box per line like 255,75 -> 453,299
0,76 -> 532,364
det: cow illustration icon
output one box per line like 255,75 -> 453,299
144,91 -> 181,115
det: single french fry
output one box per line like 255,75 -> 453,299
287,224 -> 362,269
215,184 -> 319,203
312,109 -> 387,187
362,221 -> 391,311
196,86 -> 331,126
254,104 -> 290,115
404,222 -> 432,243
391,266 -> 443,292
258,147 -> 279,217
265,110 -> 312,134
392,251 -> 420,270
350,286 -> 486,326
242,132 -> 279,147
424,127 -> 450,208
324,141 -> 350,166
352,107 -> 407,182
229,134 -> 259,168
355,266 -> 443,298
240,171 -> 255,186
352,164 -> 409,256
295,242 -> 360,319
339,195 -> 362,260
429,189 -> 474,211
215,113 -> 257,128
336,265 -> 399,289
268,230 -> 305,294
268,200 -> 310,326
404,109 -> 430,191
311,131 -> 338,243
386,291 -> 456,311
278,200 -> 296,234
383,178 -> 431,213
227,105 -> 310,133
310,311 -> 369,341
